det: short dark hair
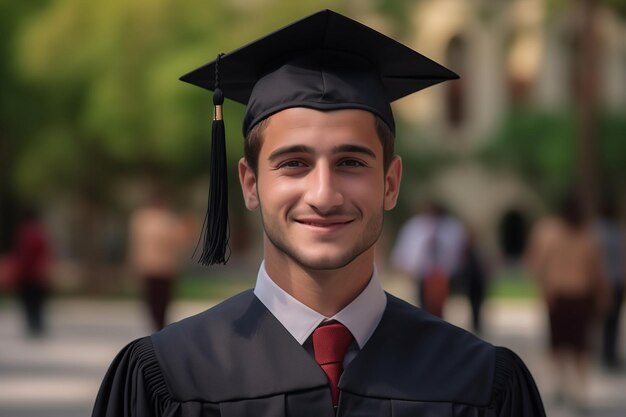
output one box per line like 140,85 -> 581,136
244,113 -> 395,174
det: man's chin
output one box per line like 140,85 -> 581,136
290,251 -> 358,271
265,232 -> 371,271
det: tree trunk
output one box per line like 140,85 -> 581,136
575,0 -> 601,218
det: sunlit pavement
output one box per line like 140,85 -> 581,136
1,290 -> 625,417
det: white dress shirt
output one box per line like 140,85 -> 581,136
391,214 -> 465,279
253,261 -> 387,366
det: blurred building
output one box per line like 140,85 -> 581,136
22,1 -> 626,290
376,0 -> 626,265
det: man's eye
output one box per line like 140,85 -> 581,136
279,160 -> 306,168
339,159 -> 365,167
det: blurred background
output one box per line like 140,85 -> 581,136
1,0 -> 625,416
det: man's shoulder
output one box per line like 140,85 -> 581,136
148,288 -> 331,403
180,289 -> 256,320
147,289 -> 262,401
153,289 -> 256,341
383,292 -> 493,353
342,293 -> 496,405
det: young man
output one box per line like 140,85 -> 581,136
92,10 -> 545,417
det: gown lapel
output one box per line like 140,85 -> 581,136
339,293 -> 493,405
153,291 -> 329,403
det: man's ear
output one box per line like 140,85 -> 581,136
239,158 -> 259,210
383,156 -> 402,211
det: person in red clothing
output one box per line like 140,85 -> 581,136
12,208 -> 52,337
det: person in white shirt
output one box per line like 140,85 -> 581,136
391,201 -> 465,316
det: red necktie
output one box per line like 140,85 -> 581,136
312,321 -> 354,406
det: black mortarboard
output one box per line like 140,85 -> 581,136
180,9 -> 458,265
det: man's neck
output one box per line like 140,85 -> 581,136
263,252 -> 374,317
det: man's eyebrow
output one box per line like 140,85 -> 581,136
267,143 -> 377,161
333,144 -> 377,159
267,145 -> 315,162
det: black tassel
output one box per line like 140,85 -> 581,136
197,55 -> 230,265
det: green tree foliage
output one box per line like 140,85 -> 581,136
10,0 -> 342,203
606,0 -> 626,16
598,112 -> 626,188
0,0 -> 52,249
548,0 -> 626,16
481,109 -> 626,207
544,0 -> 626,213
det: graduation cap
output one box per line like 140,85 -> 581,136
180,9 -> 458,265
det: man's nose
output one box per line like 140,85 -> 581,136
303,162 -> 343,212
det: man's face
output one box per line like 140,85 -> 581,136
239,107 -> 401,271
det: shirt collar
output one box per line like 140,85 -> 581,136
253,261 -> 386,348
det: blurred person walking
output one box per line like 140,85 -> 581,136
457,227 -> 488,334
595,193 -> 625,370
391,201 -> 465,317
128,195 -> 188,331
525,191 -> 610,412
11,208 -> 52,337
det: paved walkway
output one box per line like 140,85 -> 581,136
0,292 -> 625,417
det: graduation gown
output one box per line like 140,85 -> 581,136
92,290 -> 545,417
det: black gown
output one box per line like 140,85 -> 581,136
92,291 -> 545,417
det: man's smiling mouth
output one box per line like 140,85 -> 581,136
296,218 -> 354,228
